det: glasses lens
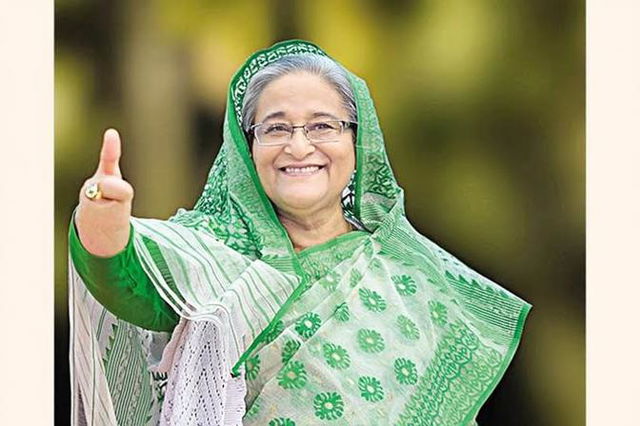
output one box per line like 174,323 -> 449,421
257,123 -> 291,145
306,121 -> 342,142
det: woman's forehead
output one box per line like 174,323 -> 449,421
260,110 -> 342,123
255,73 -> 347,121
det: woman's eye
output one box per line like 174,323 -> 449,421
309,122 -> 334,131
265,124 -> 290,134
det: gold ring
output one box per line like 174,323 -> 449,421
85,182 -> 102,200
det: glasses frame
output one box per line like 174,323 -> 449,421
250,120 -> 358,146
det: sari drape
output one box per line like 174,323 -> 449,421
69,39 -> 531,425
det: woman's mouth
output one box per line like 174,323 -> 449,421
279,165 -> 325,176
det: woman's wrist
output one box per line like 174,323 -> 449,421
72,207 -> 133,259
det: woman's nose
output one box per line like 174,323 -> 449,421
285,129 -> 316,158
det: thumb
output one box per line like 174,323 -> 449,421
96,128 -> 122,177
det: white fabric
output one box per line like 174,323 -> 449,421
157,319 -> 246,425
69,253 -> 248,425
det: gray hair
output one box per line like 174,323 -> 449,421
241,54 -> 357,134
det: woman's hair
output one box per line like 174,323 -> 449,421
241,54 -> 357,134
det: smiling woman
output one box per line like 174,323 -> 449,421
68,40 -> 531,425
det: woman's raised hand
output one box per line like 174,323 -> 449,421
75,129 -> 135,257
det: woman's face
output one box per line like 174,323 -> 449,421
251,72 -> 355,215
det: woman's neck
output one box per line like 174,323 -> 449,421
278,204 -> 353,252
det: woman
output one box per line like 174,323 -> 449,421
69,40 -> 532,425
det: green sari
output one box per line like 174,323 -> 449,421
69,40 -> 531,426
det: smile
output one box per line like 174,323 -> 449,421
279,165 -> 325,176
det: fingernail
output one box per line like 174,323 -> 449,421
105,128 -> 119,138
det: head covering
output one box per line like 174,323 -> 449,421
69,40 -> 531,426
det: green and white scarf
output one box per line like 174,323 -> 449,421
69,40 -> 531,426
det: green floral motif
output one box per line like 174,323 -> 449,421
357,329 -> 385,353
450,321 -> 480,350
429,300 -> 448,327
392,275 -> 417,296
277,360 -> 308,389
205,202 -> 261,256
322,343 -> 351,369
358,376 -> 385,402
485,346 -> 502,368
281,339 -> 301,364
268,418 -> 296,426
358,288 -> 387,312
313,392 -> 345,421
320,272 -> 340,292
349,270 -> 363,288
333,303 -> 350,322
295,312 -> 322,339
365,154 -> 400,198
394,358 -> 418,385
263,320 -> 284,344
223,216 -> 251,252
396,315 -> 420,340
192,146 -> 227,217
245,355 -> 261,381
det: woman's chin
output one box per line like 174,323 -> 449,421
276,191 -> 329,212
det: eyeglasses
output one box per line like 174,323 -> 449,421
250,120 -> 357,146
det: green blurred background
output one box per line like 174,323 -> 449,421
55,1 -> 584,424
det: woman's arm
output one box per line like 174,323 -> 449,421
69,128 -> 178,331
69,211 -> 179,332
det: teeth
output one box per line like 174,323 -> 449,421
283,166 -> 320,174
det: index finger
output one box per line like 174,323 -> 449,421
96,128 -> 122,177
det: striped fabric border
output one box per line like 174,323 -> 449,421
130,217 -> 301,371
